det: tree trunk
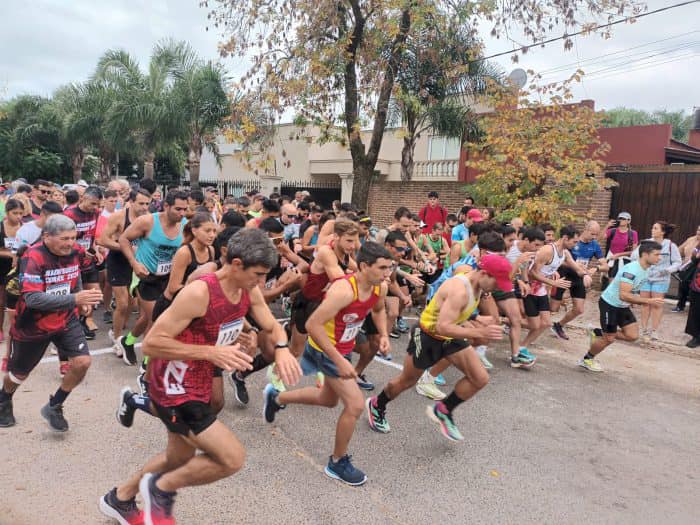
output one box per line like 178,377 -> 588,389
351,161 -> 374,211
401,135 -> 415,181
99,157 -> 111,183
188,148 -> 201,190
71,148 -> 86,183
143,151 -> 155,179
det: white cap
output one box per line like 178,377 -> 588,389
77,179 -> 89,188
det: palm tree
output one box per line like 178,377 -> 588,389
393,22 -> 501,180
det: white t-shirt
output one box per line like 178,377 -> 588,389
16,221 -> 42,247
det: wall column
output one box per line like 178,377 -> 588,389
339,173 -> 354,203
260,175 -> 283,196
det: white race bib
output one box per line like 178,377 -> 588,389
339,321 -> 363,343
77,238 -> 91,250
156,261 -> 172,275
163,360 -> 188,395
4,237 -> 17,252
46,282 -> 70,297
216,318 -> 244,347
264,278 -> 277,290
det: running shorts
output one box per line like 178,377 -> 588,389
406,326 -> 470,370
523,294 -> 550,317
153,400 -> 217,436
599,298 -> 636,334
137,274 -> 169,302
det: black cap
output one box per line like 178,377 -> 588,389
428,191 -> 439,198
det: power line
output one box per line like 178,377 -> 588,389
473,0 -> 700,64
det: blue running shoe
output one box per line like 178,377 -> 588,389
396,317 -> 410,333
263,384 -> 283,423
356,374 -> 375,391
324,455 -> 367,486
519,347 -> 536,361
434,373 -> 446,386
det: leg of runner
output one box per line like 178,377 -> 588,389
498,298 -> 533,367
639,290 -> 651,338
353,334 -> 379,391
385,296 -> 399,343
580,320 -> 638,372
648,291 -> 665,339
111,285 -> 130,355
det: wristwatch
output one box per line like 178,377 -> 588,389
274,342 -> 290,349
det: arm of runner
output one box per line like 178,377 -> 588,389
164,246 -> 190,299
619,281 -> 665,306
529,246 -> 571,289
305,279 -> 358,379
315,245 -> 345,281
247,285 -> 301,386
97,211 -> 123,251
449,242 -> 463,264
435,280 -> 503,341
119,214 -> 152,278
143,281 -> 254,372
301,225 -> 317,254
316,219 -> 335,248
186,261 -> 219,283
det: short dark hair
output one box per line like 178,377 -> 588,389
394,207 -> 412,221
340,202 -> 355,214
103,189 -> 118,199
522,227 -> 545,242
446,213 -> 458,223
497,224 -> 516,237
469,222 -> 490,238
65,190 -> 80,205
33,179 -> 51,188
215,226 -> 241,254
165,190 -> 189,206
259,217 -> 284,234
478,231 -> 506,252
221,210 -> 246,228
5,198 -> 23,213
385,230 -> 407,245
83,185 -> 104,200
357,241 -> 393,268
460,206 -> 473,217
41,201 -> 64,215
262,199 -> 280,213
539,223 -> 555,233
560,225 -> 579,239
639,240 -> 662,256
189,189 -> 205,204
298,201 -> 311,212
226,228 -> 278,268
138,178 -> 157,194
237,196 -> 250,207
428,191 -> 439,198
130,188 -> 152,202
16,184 -> 32,194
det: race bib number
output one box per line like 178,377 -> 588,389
163,360 -> 188,395
46,282 -> 70,296
339,321 -> 363,343
216,318 -> 244,346
265,278 -> 277,290
4,237 -> 17,252
156,261 -> 172,275
77,238 -> 92,250
577,258 -> 590,269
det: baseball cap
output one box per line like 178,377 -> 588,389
77,179 -> 89,188
467,209 -> 483,222
617,212 -> 631,221
479,254 -> 513,292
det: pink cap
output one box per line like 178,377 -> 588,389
467,209 -> 483,222
479,254 -> 513,292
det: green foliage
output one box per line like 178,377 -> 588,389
601,107 -> 694,142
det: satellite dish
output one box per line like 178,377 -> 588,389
507,68 -> 527,89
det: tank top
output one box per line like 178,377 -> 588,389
149,273 -> 251,407
309,274 -> 380,355
0,220 -> 19,277
420,273 -> 479,341
301,245 -> 350,301
107,209 -> 136,267
531,243 -> 566,296
136,213 -> 186,276
182,244 -> 215,284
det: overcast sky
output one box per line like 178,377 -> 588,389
2,0 -> 698,115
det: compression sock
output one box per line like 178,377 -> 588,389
442,392 -> 465,413
50,388 -> 70,406
375,390 -> 391,410
584,352 -> 595,360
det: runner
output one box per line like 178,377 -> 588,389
100,228 -> 301,524
29,179 -> 53,219
116,190 -> 188,366
263,241 -> 392,486
63,185 -> 104,339
98,188 -> 152,360
580,241 -> 663,372
0,215 -> 103,430
0,199 -> 23,342
95,188 -> 119,325
366,254 -> 511,441
550,221 -> 605,340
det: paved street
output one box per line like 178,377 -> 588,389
1,312 -> 699,525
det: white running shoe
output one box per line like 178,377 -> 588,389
415,371 -> 446,400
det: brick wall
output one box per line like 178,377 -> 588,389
367,180 -> 467,227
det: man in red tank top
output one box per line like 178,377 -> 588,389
100,229 -> 301,525
263,241 -> 392,487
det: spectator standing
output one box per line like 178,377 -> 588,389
418,191 -> 448,234
674,225 -> 700,312
603,211 -> 638,288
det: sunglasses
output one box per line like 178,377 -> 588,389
392,246 -> 408,254
39,189 -> 53,194
270,236 -> 284,245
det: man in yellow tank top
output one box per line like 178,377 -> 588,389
367,254 -> 512,442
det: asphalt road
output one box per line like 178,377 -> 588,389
1,311 -> 699,525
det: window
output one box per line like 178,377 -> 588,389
428,136 -> 461,160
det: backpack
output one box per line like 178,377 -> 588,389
605,227 -> 634,255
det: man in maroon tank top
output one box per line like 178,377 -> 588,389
100,229 -> 301,525
263,241 -> 392,486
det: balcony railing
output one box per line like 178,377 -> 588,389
413,159 -> 459,179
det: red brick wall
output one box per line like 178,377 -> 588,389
367,181 -> 468,227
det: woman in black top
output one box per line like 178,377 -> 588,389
0,199 -> 25,366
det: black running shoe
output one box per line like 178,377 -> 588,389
41,399 -> 69,432
551,322 -> 569,341
0,399 -> 15,428
229,372 -> 249,406
140,473 -> 176,525
102,310 -> 113,324
116,387 -> 136,428
263,384 -> 283,423
117,336 -> 137,366
98,487 -> 144,525
80,316 -> 96,340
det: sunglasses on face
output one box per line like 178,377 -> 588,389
393,246 -> 408,254
271,236 -> 284,245
39,189 -> 52,194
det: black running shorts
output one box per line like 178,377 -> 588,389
523,294 -> 550,318
599,298 -> 636,334
8,317 -> 89,376
551,268 -> 586,301
137,274 -> 169,302
290,293 -> 320,335
406,326 -> 470,370
81,264 -> 100,285
153,400 -> 217,436
107,254 -> 133,287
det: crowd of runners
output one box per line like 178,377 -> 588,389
0,178 -> 697,524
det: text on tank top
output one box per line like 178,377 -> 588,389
309,274 -> 380,355
420,273 -> 479,340
136,213 -> 185,275
148,273 -> 251,406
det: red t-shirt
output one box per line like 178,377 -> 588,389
149,273 -> 251,407
11,243 -> 81,341
63,205 -> 99,252
418,204 -> 448,234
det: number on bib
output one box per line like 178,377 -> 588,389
339,321 -> 363,343
4,237 -> 17,251
46,283 -> 70,296
77,238 -> 91,250
156,261 -> 172,275
216,318 -> 244,346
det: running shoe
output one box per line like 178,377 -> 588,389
263,384 -> 283,423
281,296 -> 292,318
99,487 -> 145,525
0,399 -> 15,428
434,373 -> 446,386
139,473 -> 176,525
396,317 -> 410,333
117,387 -> 136,428
229,372 -> 249,406
426,402 -> 464,442
117,336 -> 137,366
266,364 -> 286,393
519,347 -> 536,361
415,373 -> 446,400
551,322 -> 569,340
137,372 -> 149,396
41,399 -> 69,432
578,358 -> 603,373
103,310 -> 113,324
510,351 -> 535,369
478,352 -> 494,370
389,330 -> 400,339
365,396 -> 390,433
324,455 -> 367,486
59,361 -> 70,378
356,374 -> 374,391
671,306 -> 684,313
81,316 -> 96,340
